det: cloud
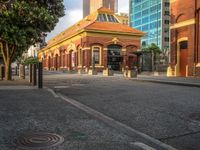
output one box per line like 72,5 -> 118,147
46,0 -> 129,41
118,0 -> 129,13
46,8 -> 83,41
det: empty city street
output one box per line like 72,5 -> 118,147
44,72 -> 200,150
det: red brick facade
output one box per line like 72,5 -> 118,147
169,0 -> 200,77
40,34 -> 141,72
38,7 -> 144,73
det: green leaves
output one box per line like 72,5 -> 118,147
142,43 -> 161,54
0,0 -> 64,59
23,57 -> 39,65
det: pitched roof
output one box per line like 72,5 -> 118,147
47,7 -> 144,47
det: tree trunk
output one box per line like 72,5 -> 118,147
0,41 -> 16,80
5,61 -> 12,80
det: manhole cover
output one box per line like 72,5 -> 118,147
16,132 -> 64,149
189,113 -> 200,121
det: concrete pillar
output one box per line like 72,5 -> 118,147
19,65 -> 25,79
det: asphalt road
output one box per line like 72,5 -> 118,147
43,73 -> 200,150
0,89 -> 141,150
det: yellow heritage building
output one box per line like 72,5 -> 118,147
38,7 -> 144,74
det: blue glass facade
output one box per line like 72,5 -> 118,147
130,0 -> 169,50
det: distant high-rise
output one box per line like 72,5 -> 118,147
129,0 -> 170,50
83,0 -> 90,18
83,0 -> 118,18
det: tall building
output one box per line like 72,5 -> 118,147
129,0 -> 170,50
83,0 -> 118,17
167,0 -> 200,77
83,0 -> 90,18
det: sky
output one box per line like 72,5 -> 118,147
46,0 -> 129,41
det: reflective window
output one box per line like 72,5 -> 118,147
92,47 -> 100,64
96,14 -> 119,23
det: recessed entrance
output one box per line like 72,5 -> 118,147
107,45 -> 123,71
179,41 -> 188,77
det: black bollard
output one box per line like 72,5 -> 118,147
38,62 -> 43,89
15,66 -> 18,76
32,64 -> 37,86
0,65 -> 3,80
29,64 -> 32,83
2,65 -> 5,79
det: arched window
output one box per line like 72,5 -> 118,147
92,46 -> 101,65
179,41 -> 188,50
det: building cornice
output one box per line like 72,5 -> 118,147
39,29 -> 143,53
170,19 -> 195,29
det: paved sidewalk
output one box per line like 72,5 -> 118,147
0,88 -> 145,150
134,75 -> 200,87
0,76 -> 31,86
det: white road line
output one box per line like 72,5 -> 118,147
132,142 -> 156,150
54,86 -> 70,89
46,88 -> 59,98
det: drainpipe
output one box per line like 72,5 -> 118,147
194,0 -> 197,76
197,8 -> 200,64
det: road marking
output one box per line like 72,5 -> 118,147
54,86 -> 70,89
46,88 -> 59,98
54,92 -> 177,150
71,84 -> 85,86
132,142 -> 156,150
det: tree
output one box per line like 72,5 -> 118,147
0,0 -> 64,80
142,43 -> 161,54
142,43 -> 161,72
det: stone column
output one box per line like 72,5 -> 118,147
19,64 -> 25,79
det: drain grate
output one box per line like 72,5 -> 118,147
189,113 -> 200,121
16,132 -> 64,149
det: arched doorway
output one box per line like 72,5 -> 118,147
69,50 -> 76,70
107,44 -> 123,71
48,56 -> 51,70
55,54 -> 59,70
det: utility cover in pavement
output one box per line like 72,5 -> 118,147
16,132 -> 64,149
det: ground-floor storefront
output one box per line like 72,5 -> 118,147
40,42 -> 140,73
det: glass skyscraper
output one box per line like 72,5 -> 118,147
130,0 -> 170,50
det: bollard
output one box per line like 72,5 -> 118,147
0,65 -> 3,80
15,66 -> 18,76
0,65 -> 5,80
20,65 -> 25,79
29,64 -> 32,83
32,64 -> 37,86
38,62 -> 43,89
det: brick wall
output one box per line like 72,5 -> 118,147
170,0 -> 200,76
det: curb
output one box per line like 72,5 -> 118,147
46,88 -> 178,150
131,78 -> 200,88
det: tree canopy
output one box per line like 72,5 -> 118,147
0,0 -> 65,80
142,43 -> 161,54
0,0 -> 64,48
